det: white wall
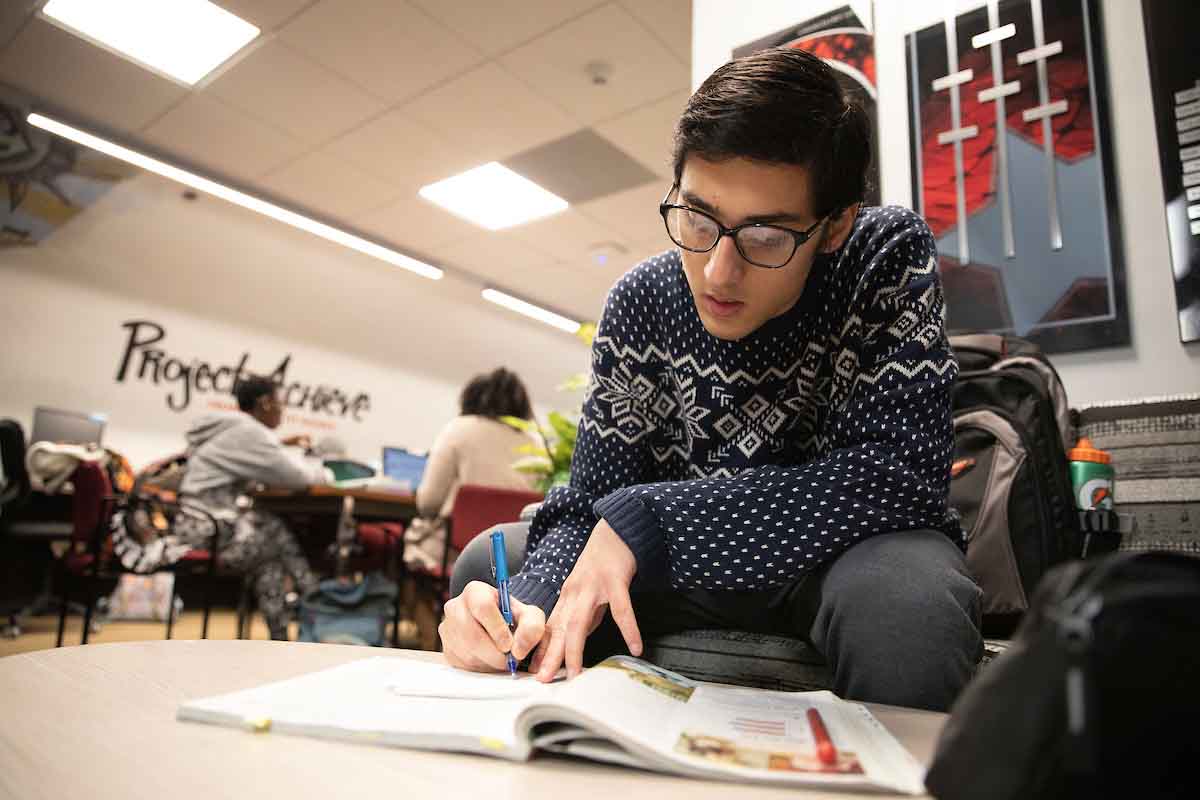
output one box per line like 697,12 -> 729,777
0,172 -> 590,469
693,0 -> 1200,405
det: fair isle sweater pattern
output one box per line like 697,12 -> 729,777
507,206 -> 963,616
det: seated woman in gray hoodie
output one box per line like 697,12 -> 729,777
176,375 -> 329,639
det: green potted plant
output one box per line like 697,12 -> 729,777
502,323 -> 595,493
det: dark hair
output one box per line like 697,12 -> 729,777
672,47 -> 871,218
459,368 -> 532,420
233,374 -> 277,412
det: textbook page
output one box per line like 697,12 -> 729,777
178,657 -> 555,757
526,656 -> 925,794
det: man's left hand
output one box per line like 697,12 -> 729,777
530,518 -> 642,682
281,434 -> 312,450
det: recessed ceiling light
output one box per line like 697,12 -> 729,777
481,288 -> 581,334
41,0 -> 260,85
27,113 -> 443,281
419,162 -> 568,230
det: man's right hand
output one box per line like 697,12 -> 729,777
439,581 -> 545,672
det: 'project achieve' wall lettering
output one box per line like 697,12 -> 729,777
114,320 -> 371,420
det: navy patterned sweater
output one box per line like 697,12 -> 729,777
508,206 -> 963,616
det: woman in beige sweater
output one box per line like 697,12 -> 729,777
405,368 -> 538,572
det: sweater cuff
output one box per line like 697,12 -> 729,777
593,490 -> 667,586
507,574 -> 559,619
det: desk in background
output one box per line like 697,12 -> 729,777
0,640 -> 945,799
253,485 -> 418,522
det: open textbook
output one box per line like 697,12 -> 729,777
178,655 -> 926,795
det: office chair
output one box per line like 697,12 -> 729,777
406,484 -> 542,648
1,419 -> 34,637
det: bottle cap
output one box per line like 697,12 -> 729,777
1068,437 -> 1111,464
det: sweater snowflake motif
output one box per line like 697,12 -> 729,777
508,206 -> 963,615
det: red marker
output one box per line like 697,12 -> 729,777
807,708 -> 837,766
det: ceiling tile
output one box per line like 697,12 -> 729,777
411,0 -> 602,57
402,62 -> 578,163
141,93 -> 308,182
321,109 -> 476,189
578,181 -> 672,248
356,193 -> 481,257
259,149 -> 402,220
498,3 -> 689,125
0,17 -> 186,134
207,40 -> 384,146
214,0 -> 314,32
619,0 -> 691,64
593,89 -> 687,178
279,0 -> 485,103
526,262 -> 616,322
503,208 -> 623,266
502,128 -> 656,204
626,235 -> 674,266
0,1 -> 38,50
438,232 -> 558,287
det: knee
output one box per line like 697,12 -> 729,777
448,522 -> 529,599
813,531 -> 983,709
823,530 -> 980,634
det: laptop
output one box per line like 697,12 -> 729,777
29,406 -> 106,448
380,446 -> 428,491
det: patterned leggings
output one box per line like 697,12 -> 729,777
177,499 -> 317,640
222,510 -> 318,639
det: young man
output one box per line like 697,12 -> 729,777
177,374 -> 328,639
441,48 -> 982,711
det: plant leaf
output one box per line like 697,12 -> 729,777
576,322 -> 597,346
557,372 -> 589,393
512,455 -> 553,475
547,411 -> 578,444
514,443 -> 550,458
500,415 -> 535,433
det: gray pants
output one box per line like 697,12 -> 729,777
452,524 -> 982,712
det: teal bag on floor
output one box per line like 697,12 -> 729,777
298,572 -> 397,646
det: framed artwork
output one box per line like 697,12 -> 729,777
735,5 -> 881,207
905,0 -> 1129,353
1141,0 -> 1200,344
0,102 -> 133,248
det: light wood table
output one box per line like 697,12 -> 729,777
0,641 -> 945,799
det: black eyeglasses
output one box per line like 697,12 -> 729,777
659,186 -> 826,269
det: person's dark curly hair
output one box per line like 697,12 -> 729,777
459,367 -> 533,420
233,374 -> 277,412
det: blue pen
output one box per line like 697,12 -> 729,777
490,530 -> 519,677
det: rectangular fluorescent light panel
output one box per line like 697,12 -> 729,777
41,0 -> 259,85
27,114 -> 443,281
481,289 -> 580,334
419,162 -> 568,230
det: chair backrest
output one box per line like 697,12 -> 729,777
447,484 -> 544,553
70,461 -> 114,552
0,419 -> 31,514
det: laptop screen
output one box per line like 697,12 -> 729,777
381,447 -> 427,490
30,406 -> 106,448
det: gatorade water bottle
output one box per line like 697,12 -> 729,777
1068,437 -> 1114,510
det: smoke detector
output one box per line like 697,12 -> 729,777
584,60 -> 613,86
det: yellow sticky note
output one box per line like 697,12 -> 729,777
245,717 -> 272,733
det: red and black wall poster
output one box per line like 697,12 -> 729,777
1142,0 -> 1200,344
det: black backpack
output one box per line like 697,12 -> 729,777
925,551 -> 1200,799
948,334 -> 1082,634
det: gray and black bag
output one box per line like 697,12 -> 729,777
925,551 -> 1200,799
948,334 -> 1088,634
